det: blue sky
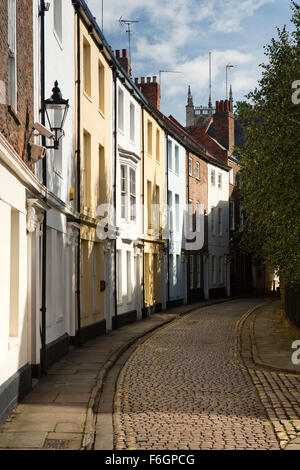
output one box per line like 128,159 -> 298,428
85,0 -> 293,124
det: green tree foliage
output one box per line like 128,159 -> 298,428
235,1 -> 300,283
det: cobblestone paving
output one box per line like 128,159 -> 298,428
113,300 -> 300,450
234,305 -> 300,449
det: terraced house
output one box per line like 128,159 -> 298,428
0,0 -> 238,423
73,1 -> 113,339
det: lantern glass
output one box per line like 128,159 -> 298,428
43,81 -> 69,149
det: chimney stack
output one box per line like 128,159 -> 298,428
134,76 -> 160,110
213,99 -> 235,151
116,49 -> 132,76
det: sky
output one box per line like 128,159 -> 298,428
85,0 -> 294,125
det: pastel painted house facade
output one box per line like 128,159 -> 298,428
115,66 -> 142,326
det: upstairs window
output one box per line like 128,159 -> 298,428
118,88 -> 124,132
175,145 -> 179,174
230,168 -> 234,185
196,162 -> 200,180
147,120 -> 152,155
130,102 -> 135,142
121,165 -> 127,219
98,61 -> 105,113
83,38 -> 91,97
129,168 -> 136,221
211,169 -> 215,186
53,0 -> 62,43
168,139 -> 172,169
156,130 -> 160,162
8,0 -> 17,111
218,173 -> 222,189
189,157 -> 193,176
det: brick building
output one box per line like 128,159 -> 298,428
186,90 -> 253,295
0,0 -> 34,165
0,0 -> 37,423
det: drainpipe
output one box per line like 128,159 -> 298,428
141,106 -> 145,313
166,134 -> 170,304
75,5 -> 82,345
40,0 -> 47,376
113,68 -> 118,329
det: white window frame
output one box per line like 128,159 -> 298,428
189,157 -> 193,176
120,164 -> 128,220
196,162 -> 200,180
130,101 -> 135,142
118,87 -> 124,132
129,167 -> 136,221
168,139 -> 172,170
211,169 -> 215,186
230,168 -> 234,185
175,145 -> 179,174
53,0 -> 62,44
218,173 -> 222,189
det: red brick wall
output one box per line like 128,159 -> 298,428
135,77 -> 160,110
0,0 -> 34,165
213,100 -> 235,152
186,151 -> 208,212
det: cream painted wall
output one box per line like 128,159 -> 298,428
78,18 -> 112,329
141,109 -> 166,308
0,164 -> 28,387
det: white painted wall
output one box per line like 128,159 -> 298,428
115,79 -> 142,319
32,0 -> 77,349
207,163 -> 230,293
0,159 -> 28,387
165,135 -> 186,302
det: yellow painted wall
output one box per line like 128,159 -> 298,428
141,109 -> 165,308
75,17 -> 112,328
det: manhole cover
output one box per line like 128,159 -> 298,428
43,439 -> 69,449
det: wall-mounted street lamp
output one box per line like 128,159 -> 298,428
43,81 -> 69,149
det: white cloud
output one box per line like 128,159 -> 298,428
85,0 -> 276,123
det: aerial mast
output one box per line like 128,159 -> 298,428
119,17 -> 139,64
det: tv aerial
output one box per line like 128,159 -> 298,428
159,70 -> 182,100
118,17 -> 139,63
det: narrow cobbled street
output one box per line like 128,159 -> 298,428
110,300 -> 300,450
